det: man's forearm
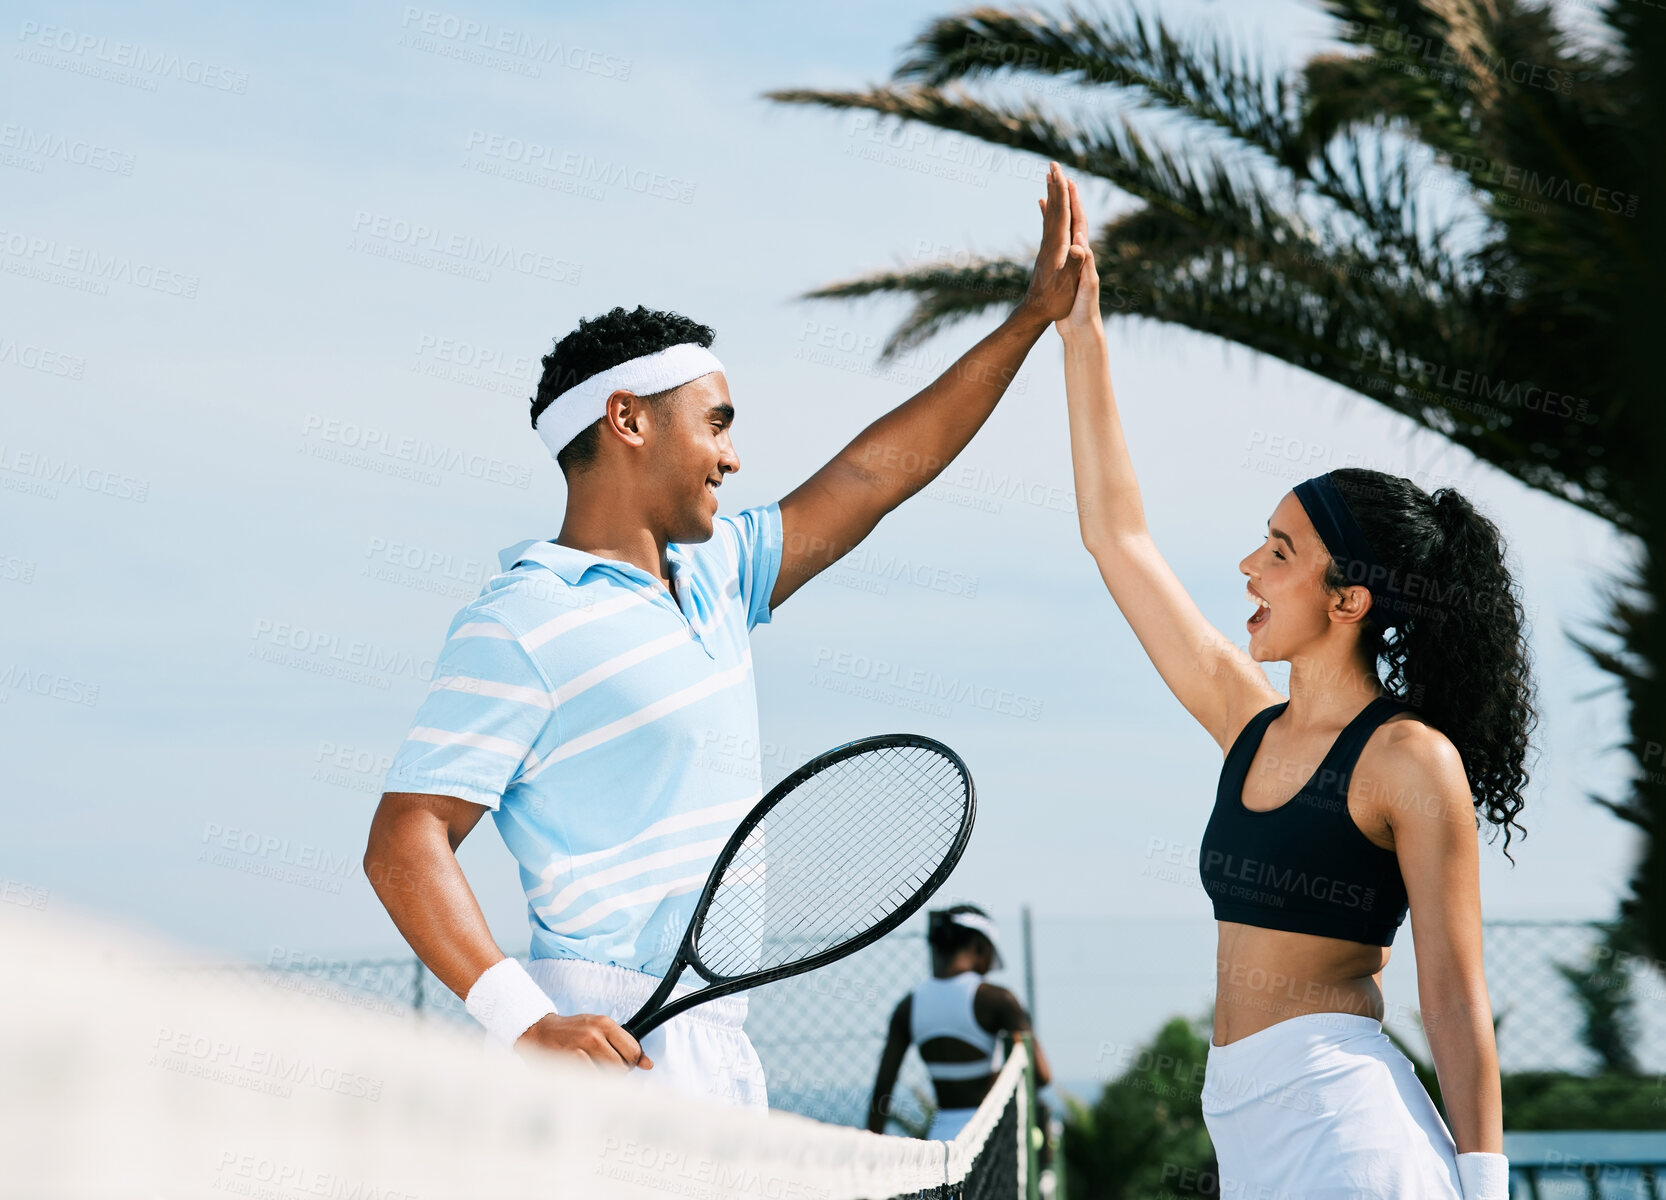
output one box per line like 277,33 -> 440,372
840,305 -> 1049,506
364,813 -> 505,1000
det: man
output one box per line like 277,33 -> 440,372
363,162 -> 1086,1110
866,906 -> 1052,1138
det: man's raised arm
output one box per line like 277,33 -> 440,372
770,161 -> 1087,609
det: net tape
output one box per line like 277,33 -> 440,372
3,908 -> 1028,1200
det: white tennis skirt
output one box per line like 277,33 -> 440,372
1201,1012 -> 1462,1198
520,957 -> 769,1113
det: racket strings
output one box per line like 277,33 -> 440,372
706,746 -> 952,960
697,743 -> 969,980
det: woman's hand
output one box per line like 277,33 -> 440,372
1054,177 -> 1101,340
1016,161 -> 1088,329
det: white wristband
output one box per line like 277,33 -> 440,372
464,958 -> 558,1050
1456,1151 -> 1509,1200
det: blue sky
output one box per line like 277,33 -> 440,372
1,0 -> 1643,1085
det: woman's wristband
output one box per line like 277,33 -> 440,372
1456,1151 -> 1509,1199
464,958 -> 558,1049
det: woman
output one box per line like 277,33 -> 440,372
1052,174 -> 1528,1198
866,906 -> 1052,1140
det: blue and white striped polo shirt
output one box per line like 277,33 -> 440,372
383,503 -> 783,977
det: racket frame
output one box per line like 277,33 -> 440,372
622,732 -> 975,1040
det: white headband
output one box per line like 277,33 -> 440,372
534,342 -> 725,460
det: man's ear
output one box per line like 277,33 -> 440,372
602,389 -> 650,449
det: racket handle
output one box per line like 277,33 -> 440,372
622,965 -> 683,1042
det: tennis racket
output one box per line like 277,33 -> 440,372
622,733 -> 975,1040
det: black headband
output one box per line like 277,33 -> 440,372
1292,473 -> 1404,628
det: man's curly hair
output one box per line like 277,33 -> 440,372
531,305 -> 716,474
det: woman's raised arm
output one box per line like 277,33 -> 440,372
1054,178 -> 1279,749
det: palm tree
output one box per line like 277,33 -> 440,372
766,0 -> 1666,967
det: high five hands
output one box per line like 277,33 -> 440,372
1024,162 -> 1102,340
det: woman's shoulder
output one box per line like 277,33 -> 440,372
1360,705 -> 1472,816
1375,703 -> 1459,761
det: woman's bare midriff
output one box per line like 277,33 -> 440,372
1212,920 -> 1390,1046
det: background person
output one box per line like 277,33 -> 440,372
867,905 -> 1052,1140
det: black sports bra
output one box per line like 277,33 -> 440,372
1198,694 -> 1412,947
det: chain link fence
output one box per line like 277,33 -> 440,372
744,927 -> 934,1129
1482,920 -> 1666,1075
241,918 -> 1666,1126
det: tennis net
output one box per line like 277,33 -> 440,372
2,907 -> 1033,1199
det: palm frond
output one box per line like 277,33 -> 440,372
800,259 -> 1031,357
766,82 -> 1316,245
1109,236 -> 1622,520
1300,49 -> 1481,161
893,5 -> 1307,172
783,12 -> 1467,277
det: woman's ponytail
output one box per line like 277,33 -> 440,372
1329,470 -> 1535,858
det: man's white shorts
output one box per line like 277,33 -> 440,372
515,957 -> 769,1112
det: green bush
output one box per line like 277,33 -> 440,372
1501,1072 -> 1666,1131
1061,1017 -> 1219,1199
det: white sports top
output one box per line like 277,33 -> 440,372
910,972 -> 1005,1081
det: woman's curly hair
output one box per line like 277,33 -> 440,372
1327,469 -> 1535,860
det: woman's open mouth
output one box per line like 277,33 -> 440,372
1246,586 -> 1271,633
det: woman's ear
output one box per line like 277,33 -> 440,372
1330,583 -> 1376,627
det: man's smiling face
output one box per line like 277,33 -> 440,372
640,371 -> 738,545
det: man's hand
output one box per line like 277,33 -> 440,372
1017,161 -> 1089,329
516,1012 -> 655,1070
768,161 -> 1087,611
